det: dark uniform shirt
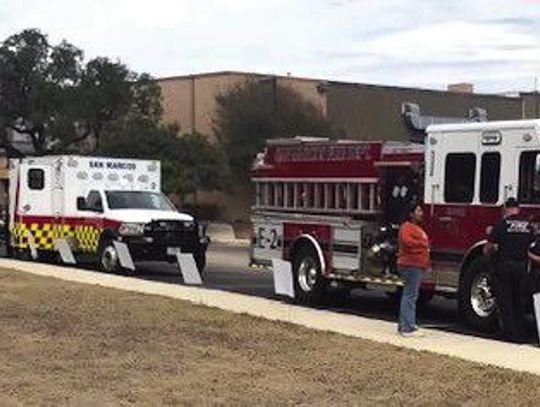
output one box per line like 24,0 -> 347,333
488,215 -> 532,263
528,235 -> 540,292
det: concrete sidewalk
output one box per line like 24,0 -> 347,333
1,258 -> 539,376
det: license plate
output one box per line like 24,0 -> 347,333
167,247 -> 181,255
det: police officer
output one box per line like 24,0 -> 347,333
527,215 -> 540,294
527,215 -> 540,341
483,197 -> 532,343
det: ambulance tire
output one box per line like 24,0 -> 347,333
13,248 -> 31,261
458,257 -> 498,333
98,239 -> 122,274
292,244 -> 327,304
39,250 -> 59,264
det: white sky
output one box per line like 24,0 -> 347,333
2,0 -> 540,93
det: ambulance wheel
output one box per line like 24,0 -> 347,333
99,240 -> 121,273
13,248 -> 32,261
292,244 -> 327,303
39,250 -> 59,264
458,257 -> 498,332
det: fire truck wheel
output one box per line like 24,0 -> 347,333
458,257 -> 498,332
292,244 -> 327,303
99,240 -> 121,273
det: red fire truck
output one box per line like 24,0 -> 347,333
250,120 -> 540,331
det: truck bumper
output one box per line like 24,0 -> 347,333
122,236 -> 209,262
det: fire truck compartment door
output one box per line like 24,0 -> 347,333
19,164 -> 53,216
332,227 -> 361,270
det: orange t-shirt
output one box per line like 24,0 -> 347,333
397,221 -> 430,269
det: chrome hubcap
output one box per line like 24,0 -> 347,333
470,272 -> 496,318
101,245 -> 119,272
298,257 -> 318,292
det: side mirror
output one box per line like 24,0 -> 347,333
77,197 -> 87,211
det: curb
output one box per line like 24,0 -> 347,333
209,238 -> 250,247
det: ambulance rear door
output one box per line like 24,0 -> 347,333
18,160 -> 54,217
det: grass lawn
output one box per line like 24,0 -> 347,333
0,268 -> 539,406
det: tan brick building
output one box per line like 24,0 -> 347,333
159,71 -> 326,138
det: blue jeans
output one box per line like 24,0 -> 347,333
398,266 -> 423,333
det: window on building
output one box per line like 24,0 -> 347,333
444,153 -> 476,203
519,151 -> 540,204
27,168 -> 45,190
480,152 -> 500,203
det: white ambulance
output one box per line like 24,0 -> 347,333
8,155 -> 208,272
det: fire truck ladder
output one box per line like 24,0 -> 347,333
253,178 -> 380,215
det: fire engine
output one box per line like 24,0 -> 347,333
8,156 -> 208,272
250,119 -> 540,331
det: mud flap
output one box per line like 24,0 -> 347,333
113,241 -> 135,271
54,239 -> 76,264
175,251 -> 202,285
272,258 -> 295,298
25,230 -> 38,260
167,247 -> 202,285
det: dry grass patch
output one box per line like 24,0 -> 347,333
0,269 -> 539,406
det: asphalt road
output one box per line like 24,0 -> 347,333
135,243 -> 499,339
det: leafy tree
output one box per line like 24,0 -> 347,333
97,118 -> 227,198
0,28 -> 226,202
214,79 -> 336,179
0,28 -> 159,156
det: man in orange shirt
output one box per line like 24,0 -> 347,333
397,203 -> 430,337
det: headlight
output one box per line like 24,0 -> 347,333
182,221 -> 195,229
118,222 -> 146,236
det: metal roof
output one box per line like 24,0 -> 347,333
427,119 -> 540,133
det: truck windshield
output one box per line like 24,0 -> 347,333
105,191 -> 176,211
